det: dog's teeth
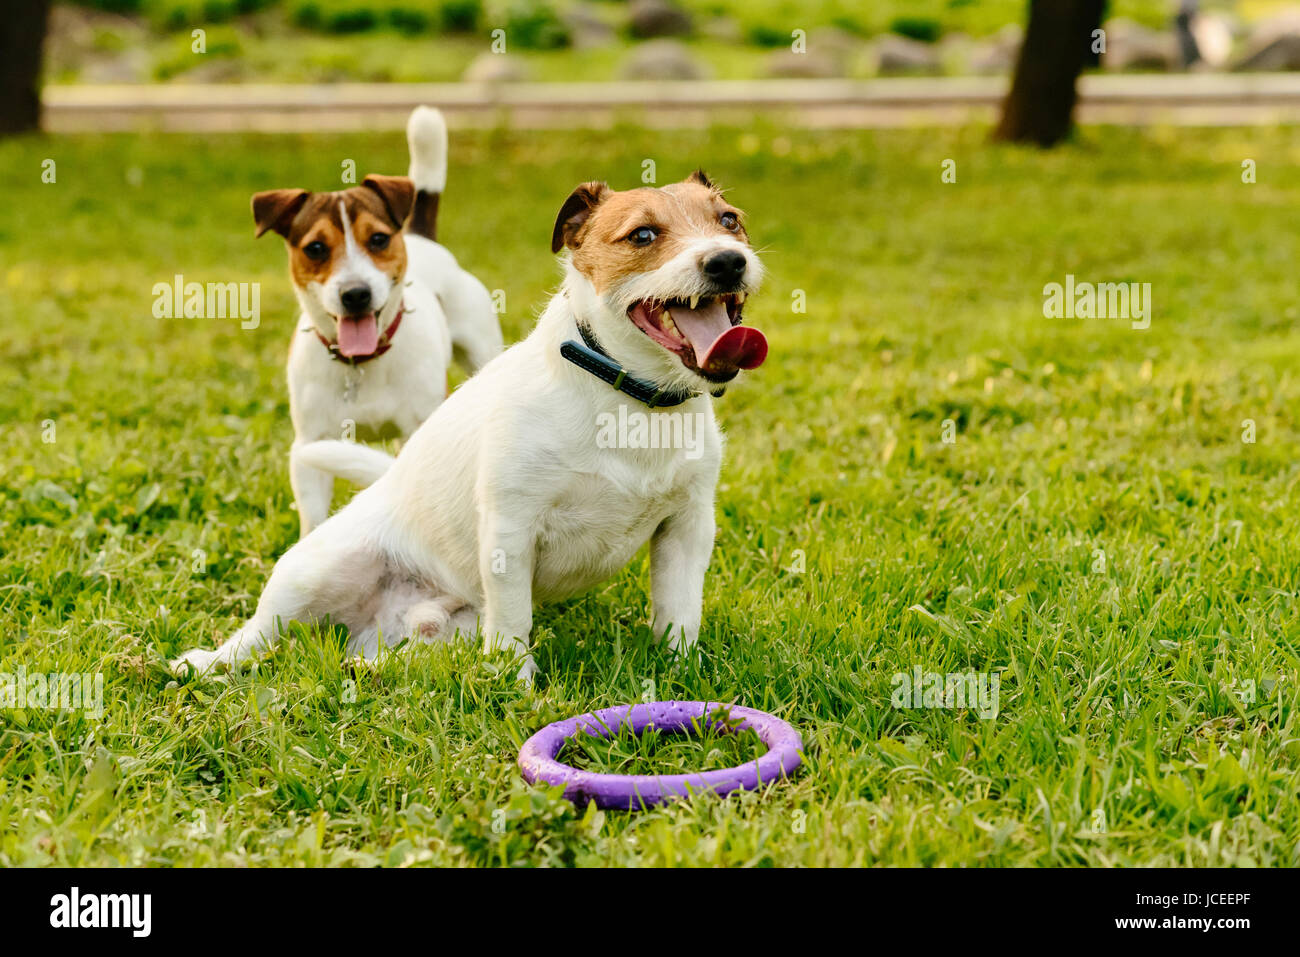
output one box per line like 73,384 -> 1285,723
690,295 -> 700,309
736,291 -> 746,304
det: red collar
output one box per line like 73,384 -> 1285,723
315,307 -> 404,365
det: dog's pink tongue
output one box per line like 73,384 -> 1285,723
667,300 -> 768,373
337,313 -> 379,357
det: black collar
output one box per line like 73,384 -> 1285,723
560,324 -> 699,408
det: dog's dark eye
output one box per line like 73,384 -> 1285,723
628,226 -> 658,246
367,232 -> 390,251
720,212 -> 740,232
304,241 -> 329,261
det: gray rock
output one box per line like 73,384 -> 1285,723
1101,18 -> 1178,72
619,39 -> 707,80
766,26 -> 860,77
968,24 -> 1022,74
46,4 -> 97,53
81,49 -> 152,84
45,4 -> 146,81
1234,9 -> 1300,70
1235,33 -> 1300,70
170,56 -> 245,84
938,30 -> 972,54
809,26 -> 863,61
766,49 -> 843,79
628,0 -> 692,39
564,3 -> 616,50
1247,8 -> 1300,47
700,16 -> 742,44
871,34 -> 941,75
462,52 -> 530,83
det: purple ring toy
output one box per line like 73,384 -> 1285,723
518,700 -> 803,810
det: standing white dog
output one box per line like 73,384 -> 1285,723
253,106 -> 503,536
175,170 -> 767,684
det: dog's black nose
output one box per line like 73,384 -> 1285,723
703,249 -> 747,288
340,285 -> 372,313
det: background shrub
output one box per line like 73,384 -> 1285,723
888,15 -> 942,43
502,1 -> 570,50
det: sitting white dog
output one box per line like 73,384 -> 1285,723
174,170 -> 767,684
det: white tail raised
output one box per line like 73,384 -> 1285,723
406,105 -> 448,194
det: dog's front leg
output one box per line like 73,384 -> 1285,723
290,441 -> 333,537
650,497 -> 716,656
478,509 -> 537,685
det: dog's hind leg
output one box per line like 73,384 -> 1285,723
172,618 -> 271,676
171,529 -> 387,676
439,277 -> 503,374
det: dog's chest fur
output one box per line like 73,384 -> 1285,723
530,441 -> 716,600
294,350 -> 426,439
287,279 -> 449,442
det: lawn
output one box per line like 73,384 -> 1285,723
52,0 -> 1186,84
1,121 -> 1299,866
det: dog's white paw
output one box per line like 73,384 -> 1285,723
170,647 -> 221,678
662,626 -> 699,660
515,654 -> 538,688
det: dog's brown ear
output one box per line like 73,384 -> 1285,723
362,175 -> 416,230
551,181 -> 610,254
252,189 -> 309,239
687,169 -> 715,189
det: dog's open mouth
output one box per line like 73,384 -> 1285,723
627,294 -> 768,381
335,312 -> 378,357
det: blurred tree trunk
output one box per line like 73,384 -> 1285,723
994,0 -> 1106,147
0,0 -> 51,136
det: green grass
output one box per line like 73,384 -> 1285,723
52,0 -> 1191,84
65,0 -> 1183,38
2,122 -> 1300,865
560,712 -> 766,776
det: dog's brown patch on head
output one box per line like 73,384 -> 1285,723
551,181 -> 611,254
551,174 -> 749,293
252,183 -> 410,293
361,174 -> 416,232
345,186 -> 409,285
252,189 -> 309,239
